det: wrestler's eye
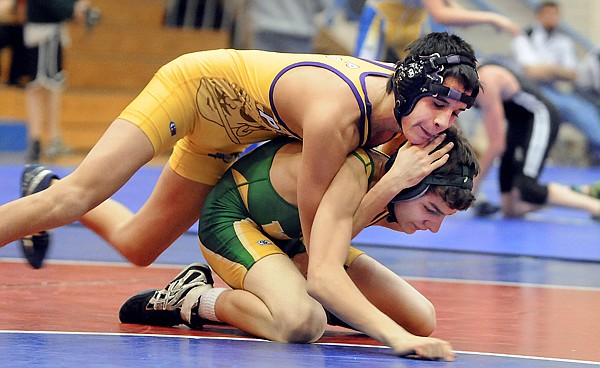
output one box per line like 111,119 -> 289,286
424,205 -> 436,215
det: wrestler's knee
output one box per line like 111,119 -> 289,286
516,175 -> 548,204
411,300 -> 437,337
273,301 -> 327,343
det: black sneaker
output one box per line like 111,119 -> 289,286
45,138 -> 74,159
119,263 -> 214,328
474,201 -> 500,217
21,232 -> 50,269
21,164 -> 59,197
19,164 -> 59,269
118,289 -> 185,327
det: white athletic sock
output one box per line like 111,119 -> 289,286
180,284 -> 212,324
198,287 -> 227,322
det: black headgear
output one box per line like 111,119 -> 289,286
384,150 -> 475,223
392,53 -> 478,128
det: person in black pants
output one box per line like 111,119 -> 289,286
472,62 -> 600,220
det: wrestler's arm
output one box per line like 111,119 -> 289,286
424,0 -> 521,36
272,67 -> 361,248
306,155 -> 454,361
298,109 -> 358,247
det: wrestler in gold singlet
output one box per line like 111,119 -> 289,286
118,49 -> 395,185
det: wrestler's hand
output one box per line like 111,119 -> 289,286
390,335 -> 456,362
385,134 -> 453,190
489,13 -> 522,37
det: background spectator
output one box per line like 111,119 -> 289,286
0,0 -> 27,86
22,0 -> 96,162
471,62 -> 600,220
354,0 -> 521,61
231,0 -> 327,53
511,1 -> 600,165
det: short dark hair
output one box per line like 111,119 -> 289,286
387,32 -> 481,96
428,125 -> 479,211
536,1 -> 559,13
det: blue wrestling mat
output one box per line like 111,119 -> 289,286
1,164 -> 598,261
1,331 -> 597,368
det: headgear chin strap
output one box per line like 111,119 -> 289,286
384,151 -> 475,223
392,53 -> 478,128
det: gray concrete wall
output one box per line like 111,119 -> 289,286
556,0 -> 600,47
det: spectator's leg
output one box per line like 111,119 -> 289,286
541,86 -> 600,164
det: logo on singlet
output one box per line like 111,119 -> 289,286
325,55 -> 360,69
256,239 -> 271,246
169,121 -> 176,136
197,77 -> 281,144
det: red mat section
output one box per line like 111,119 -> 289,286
2,260 -> 598,362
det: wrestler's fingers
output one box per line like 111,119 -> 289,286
424,133 -> 446,148
430,153 -> 449,170
430,142 -> 453,160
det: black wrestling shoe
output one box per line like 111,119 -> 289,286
119,289 -> 185,327
19,164 -> 59,269
20,232 -> 50,270
119,263 -> 214,328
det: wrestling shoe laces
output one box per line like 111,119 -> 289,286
119,263 -> 214,329
149,263 -> 214,311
